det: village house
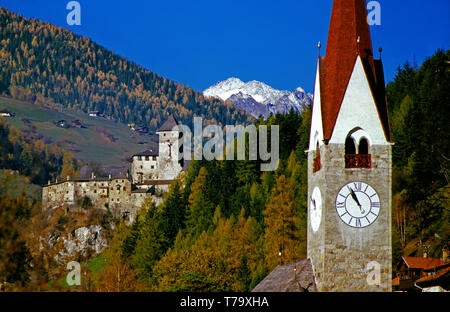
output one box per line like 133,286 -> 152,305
71,119 -> 83,128
42,116 -> 183,222
88,111 -> 100,117
57,119 -> 67,128
392,247 -> 450,291
0,109 -> 15,117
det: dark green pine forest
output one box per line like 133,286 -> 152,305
0,5 -> 448,292
386,50 -> 449,267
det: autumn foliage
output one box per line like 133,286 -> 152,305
0,7 -> 252,132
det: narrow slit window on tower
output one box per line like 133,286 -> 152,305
313,142 -> 321,173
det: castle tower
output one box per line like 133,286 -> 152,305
307,0 -> 392,292
156,115 -> 182,180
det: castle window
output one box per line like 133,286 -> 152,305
145,156 -> 149,161
138,156 -> 142,161
345,130 -> 371,169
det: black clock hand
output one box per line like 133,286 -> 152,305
310,196 -> 316,211
348,187 -> 365,213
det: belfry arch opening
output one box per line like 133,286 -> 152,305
345,129 -> 372,169
345,137 -> 356,155
358,137 -> 369,155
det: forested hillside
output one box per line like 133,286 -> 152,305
0,7 -> 252,131
0,1 -> 447,290
387,50 -> 449,269
82,50 -> 450,292
0,119 -> 81,289
0,118 -> 81,186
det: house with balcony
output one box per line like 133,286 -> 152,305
392,248 -> 450,291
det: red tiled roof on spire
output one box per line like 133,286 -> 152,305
319,0 -> 391,142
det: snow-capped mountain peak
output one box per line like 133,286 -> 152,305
204,77 -> 245,100
203,78 -> 312,119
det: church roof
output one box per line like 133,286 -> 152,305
157,115 -> 179,132
252,258 -> 317,292
319,0 -> 391,142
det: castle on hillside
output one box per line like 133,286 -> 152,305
42,116 -> 183,222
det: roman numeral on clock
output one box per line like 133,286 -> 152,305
353,182 -> 362,191
355,219 -> 362,228
364,184 -> 369,193
371,202 -> 381,208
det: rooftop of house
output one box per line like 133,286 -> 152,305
252,258 -> 317,292
415,266 -> 450,285
393,256 -> 450,290
132,149 -> 159,158
401,256 -> 449,270
45,176 -> 130,187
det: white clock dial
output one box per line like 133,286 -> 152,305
335,182 -> 380,228
310,187 -> 322,232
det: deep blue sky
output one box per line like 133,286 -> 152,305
0,0 -> 449,93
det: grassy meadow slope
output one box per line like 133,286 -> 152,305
0,96 -> 158,167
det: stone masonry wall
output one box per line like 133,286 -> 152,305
308,143 -> 392,292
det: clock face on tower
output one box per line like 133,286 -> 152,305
335,182 -> 380,228
310,187 -> 322,232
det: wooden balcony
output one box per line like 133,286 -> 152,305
345,154 -> 371,169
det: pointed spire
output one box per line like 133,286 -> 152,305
319,0 -> 390,141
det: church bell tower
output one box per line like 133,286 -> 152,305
307,0 -> 392,292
